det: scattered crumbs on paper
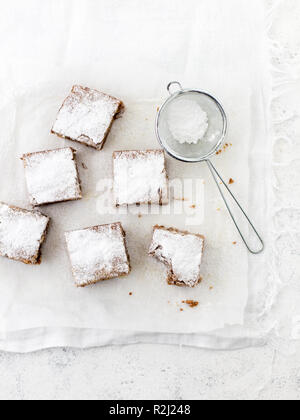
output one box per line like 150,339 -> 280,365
229,178 -> 235,185
216,142 -> 232,155
174,197 -> 189,202
182,300 -> 199,309
81,162 -> 88,170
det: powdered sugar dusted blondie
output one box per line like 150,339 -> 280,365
65,222 -> 131,287
51,85 -> 123,150
21,147 -> 82,206
113,150 -> 169,206
0,202 -> 49,265
149,226 -> 205,288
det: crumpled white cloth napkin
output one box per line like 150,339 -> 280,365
0,0 -> 271,352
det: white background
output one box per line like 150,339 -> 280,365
0,0 -> 299,400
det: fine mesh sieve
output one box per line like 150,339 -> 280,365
156,82 -> 264,254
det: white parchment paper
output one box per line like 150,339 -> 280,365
0,0 -> 270,351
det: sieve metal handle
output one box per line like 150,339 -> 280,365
206,159 -> 264,255
167,81 -> 183,96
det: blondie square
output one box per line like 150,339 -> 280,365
149,226 -> 205,288
65,222 -> 131,287
0,202 -> 49,265
51,85 -> 123,150
21,147 -> 82,206
113,150 -> 169,206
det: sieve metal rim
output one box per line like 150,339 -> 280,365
155,84 -> 228,163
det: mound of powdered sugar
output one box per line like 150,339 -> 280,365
167,98 -> 209,145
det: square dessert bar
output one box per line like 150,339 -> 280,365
21,147 -> 82,206
113,150 -> 169,206
65,222 -> 131,287
0,202 -> 49,265
149,226 -> 205,288
51,85 -> 123,150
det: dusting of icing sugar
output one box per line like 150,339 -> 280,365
113,150 -> 169,206
65,223 -> 130,287
0,203 -> 49,263
52,85 -> 122,149
149,227 -> 204,288
22,147 -> 82,206
167,98 -> 209,145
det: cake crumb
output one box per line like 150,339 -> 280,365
180,308 -> 184,312
233,241 -> 237,245
82,162 -> 88,170
138,213 -> 142,219
217,143 -> 233,155
217,208 -> 221,211
129,292 -> 133,296
174,197 -> 188,202
209,286 -> 214,291
229,178 -> 235,185
182,300 -> 199,308
190,204 -> 196,209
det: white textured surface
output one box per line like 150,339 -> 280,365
0,344 -> 300,400
0,0 -> 299,400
